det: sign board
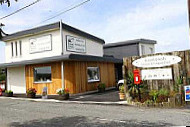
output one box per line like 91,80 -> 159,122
66,35 -> 86,53
184,85 -> 190,101
141,68 -> 172,80
30,35 -> 52,54
132,55 -> 181,68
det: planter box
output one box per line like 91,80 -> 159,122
58,93 -> 69,100
27,93 -> 36,98
5,92 -> 13,97
119,93 -> 125,100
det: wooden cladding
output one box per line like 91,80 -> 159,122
64,61 -> 116,94
26,61 -> 116,95
25,62 -> 62,95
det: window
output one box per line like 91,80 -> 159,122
87,67 -> 100,82
15,41 -> 18,56
11,42 -> 14,57
150,47 -> 153,54
141,45 -> 145,55
34,66 -> 52,83
19,41 -> 22,55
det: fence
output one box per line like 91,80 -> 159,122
123,50 -> 190,91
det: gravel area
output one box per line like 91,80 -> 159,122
0,98 -> 190,127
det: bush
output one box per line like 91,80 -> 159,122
119,85 -> 125,93
0,74 -> 6,81
158,88 -> 169,96
149,90 -> 159,102
97,83 -> 106,89
5,90 -> 13,94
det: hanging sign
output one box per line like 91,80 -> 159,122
132,55 -> 181,68
141,68 -> 172,80
184,85 -> 190,101
66,35 -> 86,53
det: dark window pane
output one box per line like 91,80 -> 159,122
87,67 -> 100,82
34,66 -> 52,82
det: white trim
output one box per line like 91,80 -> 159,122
60,20 -> 64,55
61,61 -> 64,89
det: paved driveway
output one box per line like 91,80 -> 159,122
0,98 -> 190,127
69,89 -> 120,102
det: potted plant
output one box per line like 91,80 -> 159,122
56,88 -> 69,100
97,83 -> 106,93
119,85 -> 125,100
26,88 -> 37,98
5,90 -> 13,97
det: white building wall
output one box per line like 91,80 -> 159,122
7,66 -> 26,94
63,30 -> 103,57
5,30 -> 62,63
139,43 -> 155,56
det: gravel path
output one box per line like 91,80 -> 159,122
0,98 -> 190,127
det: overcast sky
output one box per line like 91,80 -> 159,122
0,0 -> 189,63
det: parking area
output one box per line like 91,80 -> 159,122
69,89 -> 120,102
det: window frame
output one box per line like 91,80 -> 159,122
87,67 -> 100,83
15,41 -> 18,56
19,40 -> 22,56
11,42 -> 14,57
33,66 -> 52,84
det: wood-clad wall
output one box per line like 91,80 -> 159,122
123,50 -> 190,91
25,62 -> 62,95
64,61 -> 116,94
25,61 -> 116,95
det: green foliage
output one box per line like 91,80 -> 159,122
0,73 -> 6,81
149,90 -> 159,102
98,83 -> 106,89
158,88 -> 169,96
5,90 -> 13,94
174,76 -> 183,92
119,85 -> 125,93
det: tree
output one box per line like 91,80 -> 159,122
0,0 -> 17,7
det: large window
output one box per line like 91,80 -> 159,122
34,66 -> 52,83
87,67 -> 100,82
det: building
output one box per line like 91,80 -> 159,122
0,21 -> 121,95
103,39 -> 156,59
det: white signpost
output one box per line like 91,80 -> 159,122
132,55 -> 181,68
132,55 -> 181,80
30,35 -> 52,54
141,68 -> 172,80
66,35 -> 86,53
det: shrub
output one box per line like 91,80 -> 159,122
149,90 -> 159,102
97,83 -> 106,89
5,90 -> 13,94
158,88 -> 169,96
119,85 -> 125,93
